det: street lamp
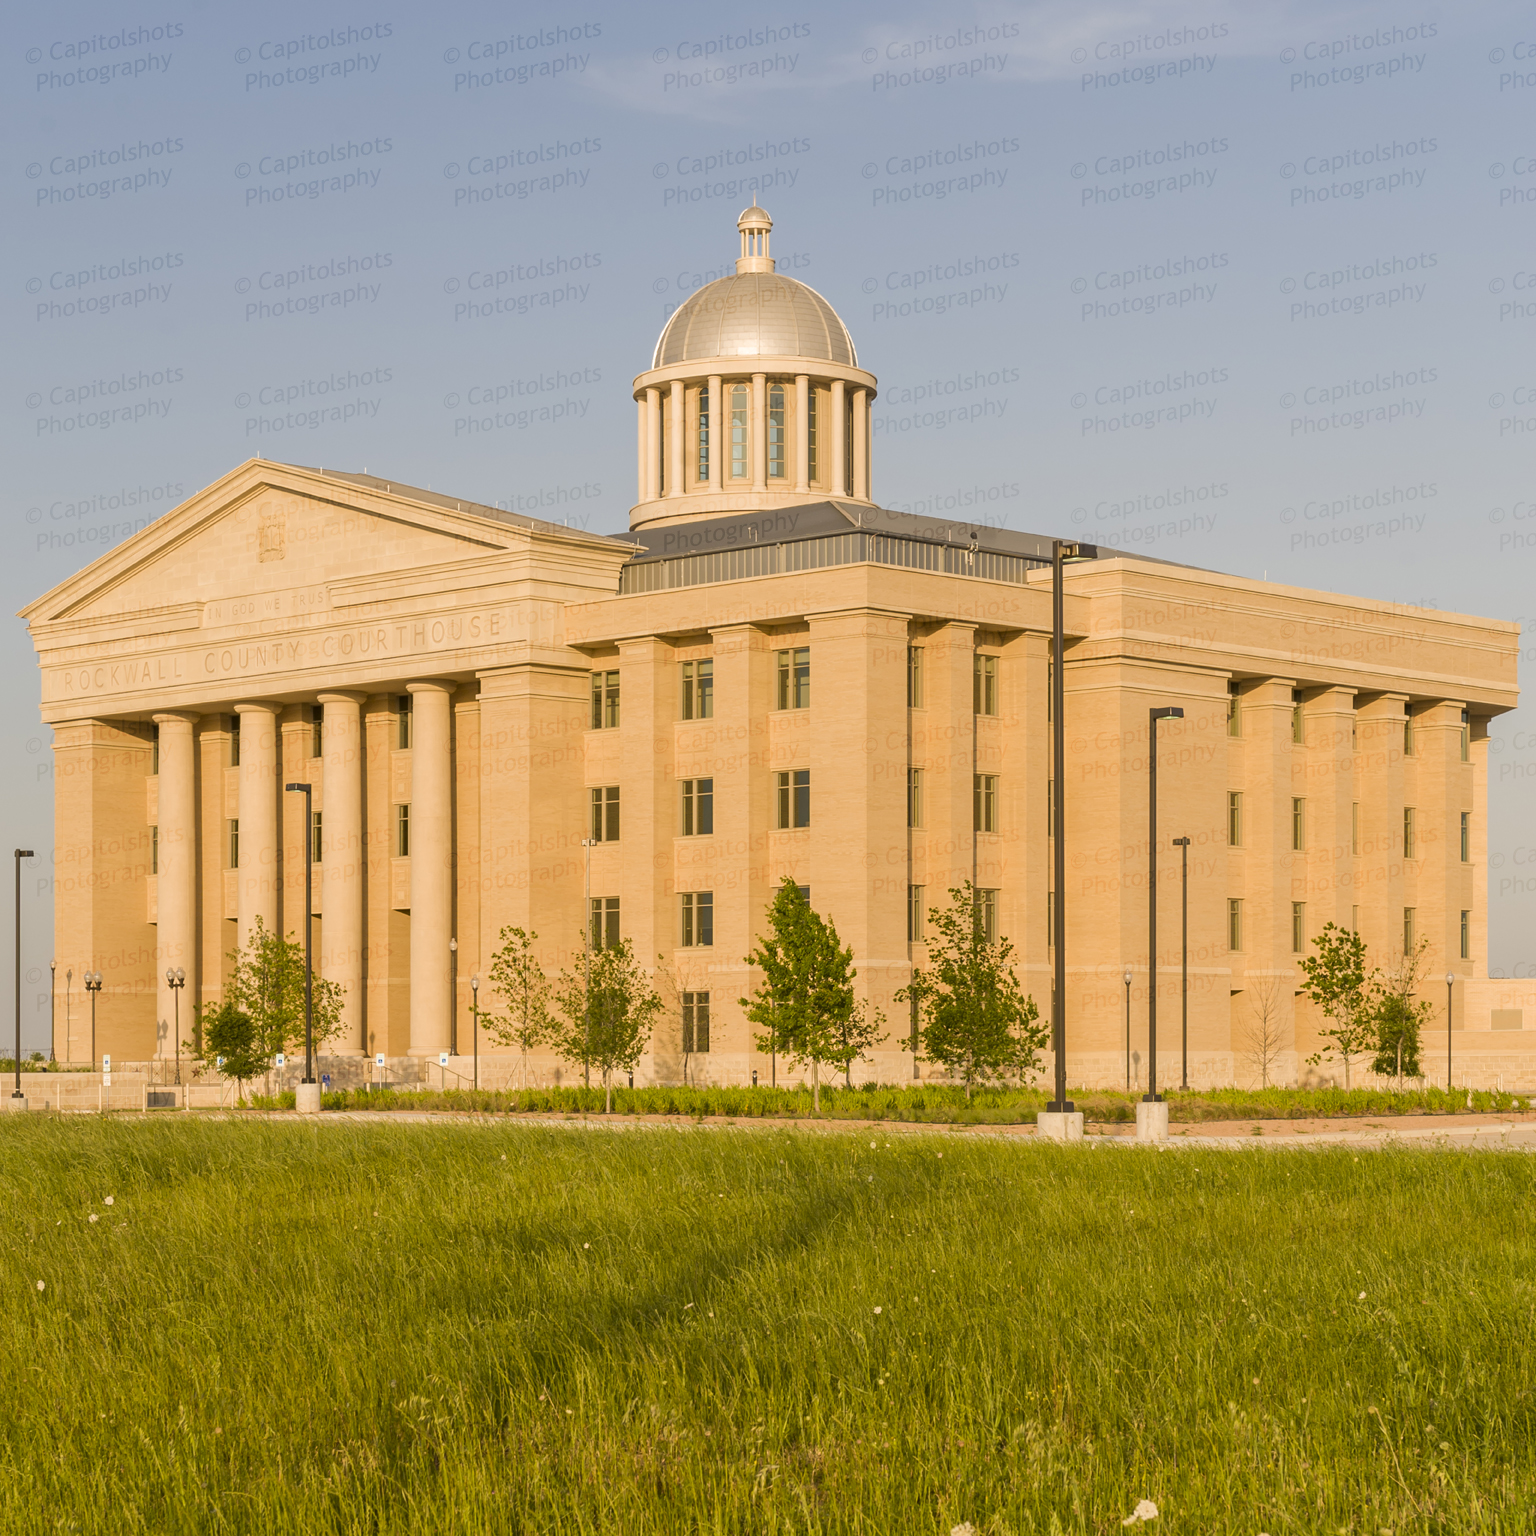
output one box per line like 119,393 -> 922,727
85,971 -> 103,1071
449,936 -> 458,1056
1172,836 -> 1191,1089
284,782 -> 316,1088
582,836 -> 595,1093
470,974 -> 479,1092
165,968 -> 185,1084
49,959 -> 56,1064
1446,972 -> 1455,1090
12,849 -> 33,1100
1145,707 -> 1184,1119
1045,538 -> 1097,1125
1123,969 -> 1133,1092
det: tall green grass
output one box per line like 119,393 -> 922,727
2,1118 -> 1532,1533
252,1078 -> 1530,1123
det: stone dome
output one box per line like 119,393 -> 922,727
653,273 -> 857,369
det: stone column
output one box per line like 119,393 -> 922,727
407,681 -> 454,1056
319,691 -> 367,1053
645,387 -> 661,499
234,703 -> 280,947
707,375 -> 723,491
852,387 -> 870,500
152,711 -> 199,1062
751,372 -> 767,489
793,375 -> 810,492
635,397 -> 647,504
1355,693 -> 1408,962
667,379 -> 685,497
830,379 -> 847,495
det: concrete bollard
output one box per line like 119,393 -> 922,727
295,1081 -> 322,1115
1037,1110 -> 1085,1141
1135,1100 -> 1169,1142
4,1095 -> 27,1113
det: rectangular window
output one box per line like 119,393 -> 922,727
228,818 -> 239,870
1291,696 -> 1305,745
230,716 -> 241,767
907,884 -> 924,943
589,897 -> 620,949
397,695 -> 412,749
907,645 -> 924,708
1352,802 -> 1360,855
1403,807 -> 1416,859
151,725 -> 160,775
308,704 -> 323,759
151,824 -> 158,874
1461,910 -> 1470,961
1291,797 -> 1305,851
767,383 -> 786,479
680,659 -> 714,720
1351,906 -> 1359,934
974,774 -> 998,833
680,891 -> 714,947
681,778 -> 713,836
775,769 -> 811,829
395,803 -> 410,858
696,386 -> 710,484
1047,778 -> 1055,834
1403,906 -> 1415,955
1047,890 -> 1056,948
1404,710 -> 1414,756
1227,791 -> 1242,847
1226,682 -> 1241,737
907,767 -> 924,829
974,888 -> 998,942
590,669 -> 620,729
1291,901 -> 1305,953
682,991 -> 711,1054
775,647 -> 810,710
1227,897 -> 1243,952
973,654 -> 998,715
797,885 -> 811,904
1461,711 -> 1470,762
311,809 -> 323,865
1461,810 -> 1470,862
730,382 -> 749,479
807,388 -> 819,482
590,785 -> 620,842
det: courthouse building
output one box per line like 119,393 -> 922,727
24,205 -> 1536,1086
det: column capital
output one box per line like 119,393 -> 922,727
317,690 -> 369,707
152,710 -> 200,726
406,679 -> 456,696
233,701 -> 281,717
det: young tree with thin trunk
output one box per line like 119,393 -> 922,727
741,878 -> 885,1113
222,915 -> 346,1064
896,882 -> 1046,1099
202,1003 -> 264,1105
1300,922 -> 1378,1088
484,926 -> 552,1088
552,936 -> 662,1113
1240,974 -> 1288,1089
1371,937 -> 1432,1083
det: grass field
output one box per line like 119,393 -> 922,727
2,1118 -> 1532,1534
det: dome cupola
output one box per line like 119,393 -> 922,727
630,206 -> 877,531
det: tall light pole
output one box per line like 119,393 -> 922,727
1045,539 -> 1097,1124
449,936 -> 458,1056
1173,836 -> 1191,1089
49,959 -> 56,1063
12,850 -> 33,1099
165,967 -> 185,1083
1446,972 -> 1455,1090
470,974 -> 479,1092
1145,707 -> 1183,1114
85,971 -> 102,1071
285,783 -> 316,1088
1123,969 -> 1132,1092
582,836 -> 595,1092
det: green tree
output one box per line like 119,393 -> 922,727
896,882 -> 1046,1099
203,1003 -> 265,1104
1300,922 -> 1379,1088
484,926 -> 552,1088
741,878 -> 885,1113
1371,937 -> 1432,1082
551,936 -> 662,1113
224,915 -> 346,1063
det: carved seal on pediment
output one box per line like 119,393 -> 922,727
258,502 -> 287,562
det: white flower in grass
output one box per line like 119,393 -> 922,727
36,1281 -> 45,1291
873,1306 -> 882,1315
88,1214 -> 98,1224
1358,1291 -> 1366,1300
103,1196 -> 114,1207
1122,1499 -> 1159,1525
951,1525 -> 977,1536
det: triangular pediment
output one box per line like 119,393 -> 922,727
21,460 -> 633,629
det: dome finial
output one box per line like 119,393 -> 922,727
736,202 -> 774,274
